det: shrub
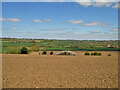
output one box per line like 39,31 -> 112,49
108,54 -> 111,56
91,53 -> 94,55
42,51 -> 47,55
93,52 -> 98,55
90,52 -> 102,56
56,51 -> 76,56
50,51 -> 53,55
64,52 -> 67,55
85,52 -> 90,56
21,47 -> 29,54
97,53 -> 102,56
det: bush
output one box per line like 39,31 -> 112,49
21,47 -> 29,54
90,52 -> 102,56
64,52 -> 67,55
108,54 -> 111,56
91,53 -> 94,55
97,53 -> 102,56
42,51 -> 47,55
50,51 -> 53,55
56,51 -> 76,56
93,52 -> 98,55
85,52 -> 90,56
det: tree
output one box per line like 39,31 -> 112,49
42,51 -> 47,55
50,51 -> 53,55
21,47 -> 28,54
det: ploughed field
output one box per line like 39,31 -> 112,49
2,51 -> 118,88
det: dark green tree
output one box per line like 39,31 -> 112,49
42,51 -> 47,55
50,51 -> 53,55
21,47 -> 28,54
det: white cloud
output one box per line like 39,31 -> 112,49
84,22 -> 108,27
74,0 -> 119,8
0,18 -> 22,22
92,2 -> 113,7
112,3 -> 120,8
33,19 -> 43,23
74,0 -> 92,7
69,20 -> 83,24
112,28 -> 120,31
33,19 -> 51,23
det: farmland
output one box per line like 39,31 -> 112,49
0,38 -> 119,54
2,51 -> 118,88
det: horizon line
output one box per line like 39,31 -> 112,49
0,37 -> 119,41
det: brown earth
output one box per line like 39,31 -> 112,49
2,51 -> 118,88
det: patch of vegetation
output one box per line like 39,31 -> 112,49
3,47 -> 21,54
108,54 -> 111,56
85,52 -> 90,56
91,53 -> 94,56
1,38 -> 120,54
64,52 -> 67,55
50,51 -> 53,55
93,52 -> 98,55
21,47 -> 29,54
86,52 -> 102,56
30,46 -> 40,52
42,51 -> 47,55
56,51 -> 76,56
97,53 -> 102,56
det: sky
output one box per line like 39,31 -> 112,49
1,1 -> 120,40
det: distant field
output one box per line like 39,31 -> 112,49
1,38 -> 119,54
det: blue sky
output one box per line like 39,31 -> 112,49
1,2 -> 119,40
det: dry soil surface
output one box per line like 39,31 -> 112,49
2,51 -> 118,88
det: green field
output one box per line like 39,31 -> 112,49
0,38 -> 119,54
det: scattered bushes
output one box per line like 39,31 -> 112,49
42,51 -> 47,55
50,51 -> 53,55
85,52 -> 102,56
108,54 -> 111,56
21,47 -> 29,54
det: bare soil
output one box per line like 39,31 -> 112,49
2,51 -> 118,88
